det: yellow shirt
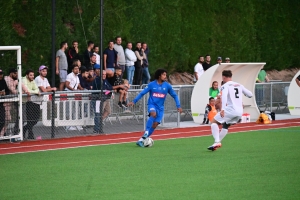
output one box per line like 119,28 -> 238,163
22,76 -> 39,94
22,76 -> 40,102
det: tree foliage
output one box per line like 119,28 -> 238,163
0,0 -> 299,77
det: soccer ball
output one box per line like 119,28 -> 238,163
143,137 -> 154,147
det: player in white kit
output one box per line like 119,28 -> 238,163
208,70 -> 253,151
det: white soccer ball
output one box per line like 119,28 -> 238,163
143,137 -> 154,147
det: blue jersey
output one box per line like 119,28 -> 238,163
133,81 -> 181,110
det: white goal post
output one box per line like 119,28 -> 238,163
0,46 -> 23,141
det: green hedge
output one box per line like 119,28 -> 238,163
0,0 -> 299,78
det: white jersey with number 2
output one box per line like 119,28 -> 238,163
221,81 -> 253,115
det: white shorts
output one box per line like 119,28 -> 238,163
214,107 -> 242,124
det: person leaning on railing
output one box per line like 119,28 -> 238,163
65,64 -> 83,91
91,67 -> 126,133
35,65 -> 57,92
0,69 -> 10,137
4,68 -> 19,134
22,69 -> 40,140
91,68 -> 112,133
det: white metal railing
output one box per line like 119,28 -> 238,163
255,82 -> 290,112
0,82 -> 291,141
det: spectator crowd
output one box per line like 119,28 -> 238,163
56,36 -> 151,92
0,36 -> 154,138
1,35 -> 293,139
0,40 -> 237,139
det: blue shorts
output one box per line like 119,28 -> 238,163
148,105 -> 164,123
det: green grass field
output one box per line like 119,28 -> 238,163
1,127 -> 300,200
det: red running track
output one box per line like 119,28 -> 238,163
0,119 -> 299,155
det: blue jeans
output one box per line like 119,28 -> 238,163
142,67 -> 150,84
126,65 -> 135,85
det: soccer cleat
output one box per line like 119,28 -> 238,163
136,141 -> 144,147
207,143 -> 222,151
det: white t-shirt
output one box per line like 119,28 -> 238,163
65,72 -> 80,90
221,81 -> 253,114
194,63 -> 204,81
35,76 -> 50,92
94,52 -> 100,65
125,48 -> 137,66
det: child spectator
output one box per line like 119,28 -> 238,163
123,79 -> 130,90
107,67 -> 128,108
202,97 -> 217,125
123,79 -> 130,103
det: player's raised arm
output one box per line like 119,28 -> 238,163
128,84 -> 151,106
242,85 -> 253,98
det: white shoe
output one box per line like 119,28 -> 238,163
76,126 -> 83,130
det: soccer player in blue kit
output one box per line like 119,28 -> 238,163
128,69 -> 182,147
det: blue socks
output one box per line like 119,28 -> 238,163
148,127 -> 155,137
142,116 -> 156,138
146,116 -> 154,131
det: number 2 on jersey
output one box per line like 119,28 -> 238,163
234,88 -> 239,98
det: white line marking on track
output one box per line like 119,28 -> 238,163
1,122 -> 296,150
0,123 -> 299,155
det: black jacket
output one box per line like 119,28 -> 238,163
0,78 -> 10,105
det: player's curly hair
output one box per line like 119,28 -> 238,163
154,68 -> 167,80
222,70 -> 232,78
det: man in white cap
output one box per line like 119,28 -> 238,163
35,65 -> 57,92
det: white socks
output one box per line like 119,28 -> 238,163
211,123 -> 220,143
219,128 -> 228,141
211,124 -> 229,145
